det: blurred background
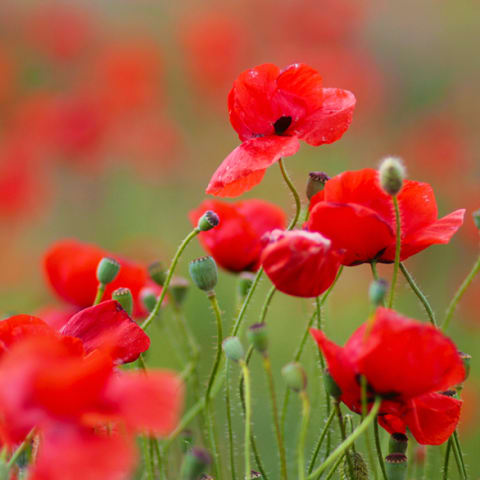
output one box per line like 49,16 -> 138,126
0,0 -> 479,477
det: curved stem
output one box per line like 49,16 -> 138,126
298,391 -> 310,480
400,262 -> 437,327
225,361 -> 237,480
278,158 -> 302,230
259,286 -> 276,324
240,360 -> 252,480
324,452 -> 346,480
141,228 -> 199,331
93,283 -> 105,305
443,254 -> 480,331
307,408 -> 336,474
307,397 -> 382,479
388,196 -> 402,308
374,418 -> 388,480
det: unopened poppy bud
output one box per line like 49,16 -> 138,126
379,157 -> 405,196
149,261 -> 167,286
282,362 -> 307,392
473,209 -> 480,230
170,276 -> 190,306
340,451 -> 369,480
197,210 -> 220,232
306,171 -> 330,200
459,351 -> 471,380
247,323 -> 268,354
179,429 -> 194,454
96,257 -> 120,285
180,447 -> 211,480
385,453 -> 407,480
323,368 -> 342,399
389,433 -> 408,454
140,287 -> 157,313
189,256 -> 218,294
237,272 -> 255,299
369,278 -> 388,307
222,336 -> 245,362
112,287 -> 133,316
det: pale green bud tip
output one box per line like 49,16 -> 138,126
96,257 -> 120,285
369,278 -> 388,307
197,210 -> 220,232
306,171 -> 330,200
340,451 -> 369,480
179,429 -> 194,454
112,287 -> 133,316
222,336 -> 245,362
282,362 -> 307,392
379,156 -> 405,196
389,433 -> 408,455
237,272 -> 255,299
189,256 -> 218,293
180,447 -> 211,480
459,351 -> 471,380
385,453 -> 407,480
140,287 -> 157,313
170,276 -> 189,306
473,209 -> 480,230
247,323 -> 268,353
323,368 -> 342,399
148,261 -> 167,286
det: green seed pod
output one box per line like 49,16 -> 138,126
180,447 -> 211,480
379,157 -> 405,196
148,261 -> 167,287
189,256 -> 218,293
340,451 -> 369,480
385,453 -> 407,480
247,323 -> 268,354
140,287 -> 157,313
112,287 -> 133,316
96,257 -> 120,285
170,276 -> 190,307
389,432 -> 408,454
197,210 -> 220,232
222,336 -> 245,362
473,209 -> 480,230
306,171 -> 330,200
179,429 -> 194,454
237,272 -> 255,300
282,362 -> 307,392
369,278 -> 388,307
323,368 -> 342,399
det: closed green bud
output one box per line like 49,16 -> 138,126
385,453 -> 407,480
179,429 -> 194,454
189,256 -> 218,293
112,287 -> 133,316
149,261 -> 167,286
140,287 -> 157,313
389,433 -> 408,454
459,351 -> 471,380
306,171 -> 330,200
282,362 -> 307,392
170,276 -> 190,306
340,451 -> 369,480
473,209 -> 480,230
369,278 -> 388,307
180,447 -> 211,480
96,257 -> 120,285
379,157 -> 405,196
247,323 -> 268,354
197,210 -> 220,232
237,272 -> 255,299
323,368 -> 342,399
222,336 -> 245,362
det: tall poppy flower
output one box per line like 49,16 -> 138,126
306,168 -> 465,265
189,199 -> 286,272
310,308 -> 465,445
261,229 -> 342,297
206,63 -> 356,197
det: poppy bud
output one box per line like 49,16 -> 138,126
379,157 -> 405,196
149,261 -> 167,286
237,272 -> 255,299
247,323 -> 268,354
179,429 -> 194,454
323,368 -> 342,399
222,336 -> 245,362
140,287 -> 157,313
340,451 -> 369,480
388,433 -> 408,454
369,278 -> 388,307
112,287 -> 133,316
197,210 -> 220,232
180,447 -> 211,480
282,362 -> 307,392
473,209 -> 480,230
459,351 -> 471,380
170,276 -> 190,306
96,257 -> 120,285
189,256 -> 218,294
385,453 -> 407,480
306,171 -> 330,200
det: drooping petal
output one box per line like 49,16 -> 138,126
206,135 -> 300,197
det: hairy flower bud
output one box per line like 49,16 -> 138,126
369,278 -> 388,307
247,323 -> 268,354
96,257 -> 120,285
306,171 -> 330,200
340,451 -> 369,480
282,362 -> 307,392
149,261 -> 167,286
385,453 -> 407,480
180,447 -> 211,480
197,210 -> 220,232
237,272 -> 255,300
189,256 -> 218,293
389,433 -> 408,455
112,287 -> 133,316
222,336 -> 245,362
379,157 -> 405,196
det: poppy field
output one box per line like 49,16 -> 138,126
0,1 -> 479,479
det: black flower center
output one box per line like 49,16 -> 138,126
273,116 -> 292,135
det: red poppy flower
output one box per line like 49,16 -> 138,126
261,229 -> 342,297
189,199 -> 286,272
206,63 -> 356,197
310,308 -> 465,445
43,239 -> 148,313
307,168 -> 465,265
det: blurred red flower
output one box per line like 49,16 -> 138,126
310,307 -> 465,445
206,63 -> 356,197
261,229 -> 342,297
307,168 -> 465,265
189,199 -> 286,272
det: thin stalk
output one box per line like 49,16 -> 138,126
298,391 -> 310,480
259,286 -> 276,324
278,158 -> 302,230
400,262 -> 437,326
443,254 -> 480,331
7,429 -> 35,469
388,195 -> 401,308
443,437 -> 452,480
240,360 -> 252,480
370,261 -> 379,281
225,360 -> 237,480
93,283 -> 105,305
452,430 -> 468,479
307,397 -> 382,479
361,376 -> 378,480
307,408 -> 336,474
335,402 -> 354,480
143,436 -> 155,480
324,452 -> 346,480
141,228 -> 199,330
373,418 -> 388,480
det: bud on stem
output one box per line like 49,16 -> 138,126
197,210 -> 220,232
385,453 -> 407,480
189,257 -> 218,294
282,362 -> 307,392
379,157 -> 405,196
112,287 -> 133,316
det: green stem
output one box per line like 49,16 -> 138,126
141,228 -> 199,331
240,360 -> 252,480
373,418 -> 388,480
278,157 -> 301,230
143,436 -> 155,480
307,397 -> 382,479
259,286 -> 276,323
370,260 -> 379,281
400,262 -> 437,326
361,376 -> 378,480
443,437 -> 452,480
443,254 -> 480,331
388,195 -> 401,308
7,429 -> 35,468
335,402 -> 354,480
225,360 -> 237,480
452,430 -> 468,479
93,283 -> 105,305
298,391 -> 310,480
307,408 -> 336,474
324,452 -> 346,480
